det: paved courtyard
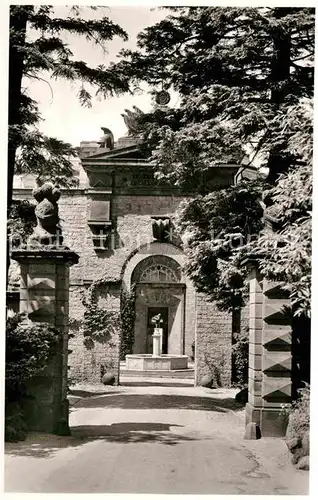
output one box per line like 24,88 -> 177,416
5,381 -> 309,494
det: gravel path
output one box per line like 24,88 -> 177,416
5,383 -> 309,494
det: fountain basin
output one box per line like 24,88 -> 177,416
125,354 -> 188,371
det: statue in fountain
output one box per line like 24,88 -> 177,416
151,313 -> 164,356
151,313 -> 163,329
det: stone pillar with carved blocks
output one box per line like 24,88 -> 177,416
11,250 -> 79,435
246,263 -> 292,438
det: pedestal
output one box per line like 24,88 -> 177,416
11,249 -> 79,435
246,267 -> 292,438
152,327 -> 163,357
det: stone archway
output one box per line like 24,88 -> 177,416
131,255 -> 186,355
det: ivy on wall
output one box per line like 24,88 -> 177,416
81,278 -> 120,348
77,278 -> 137,371
120,285 -> 136,360
231,327 -> 249,388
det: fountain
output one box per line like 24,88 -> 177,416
125,313 -> 188,371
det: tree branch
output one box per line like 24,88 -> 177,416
24,73 -> 54,103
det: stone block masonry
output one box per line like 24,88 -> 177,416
59,192 -> 197,383
11,250 -> 78,434
60,193 -> 185,284
195,293 -> 232,387
245,266 -> 292,438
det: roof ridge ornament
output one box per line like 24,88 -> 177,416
121,106 -> 144,136
98,127 -> 114,150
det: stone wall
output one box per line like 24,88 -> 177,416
195,293 -> 232,387
12,189 -> 230,384
59,192 -> 191,382
62,193 -> 185,283
68,283 -> 121,384
12,191 -> 185,284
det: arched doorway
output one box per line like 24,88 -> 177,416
131,255 -> 186,355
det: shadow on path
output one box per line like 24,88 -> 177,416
5,421 -> 205,459
69,389 -> 122,398
72,393 -> 244,412
71,421 -> 198,445
5,390 -> 243,460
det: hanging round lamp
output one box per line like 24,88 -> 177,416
155,90 -> 171,105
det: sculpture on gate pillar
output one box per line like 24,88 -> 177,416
28,182 -> 64,248
11,181 -> 79,435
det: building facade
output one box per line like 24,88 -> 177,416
12,122 -> 249,387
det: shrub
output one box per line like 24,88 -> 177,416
285,384 -> 310,466
286,384 -> 310,439
203,350 -> 226,387
5,402 -> 28,442
7,199 -> 36,247
5,313 -> 61,441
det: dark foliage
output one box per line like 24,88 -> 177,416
7,199 -> 36,247
81,284 -> 120,345
8,5 -> 131,205
114,7 -> 314,185
175,180 -> 264,311
112,7 -> 313,317
5,314 -> 61,441
120,287 -> 136,360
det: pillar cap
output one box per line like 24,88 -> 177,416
240,253 -> 264,268
11,248 -> 79,265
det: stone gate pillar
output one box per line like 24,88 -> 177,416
245,261 -> 292,438
11,250 -> 79,434
10,182 -> 79,435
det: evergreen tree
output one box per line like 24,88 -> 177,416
8,5 -> 130,207
116,7 -> 314,185
113,7 -> 314,316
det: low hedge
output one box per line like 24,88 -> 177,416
285,384 -> 310,469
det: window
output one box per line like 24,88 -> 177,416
139,264 -> 178,283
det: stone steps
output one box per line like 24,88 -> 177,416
120,368 -> 194,379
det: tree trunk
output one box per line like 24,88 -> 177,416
267,8 -> 292,185
7,7 -> 29,287
8,6 -> 29,208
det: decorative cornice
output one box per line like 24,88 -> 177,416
13,188 -> 87,196
239,254 -> 263,267
11,249 -> 80,264
84,188 -> 112,195
83,160 -> 150,169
